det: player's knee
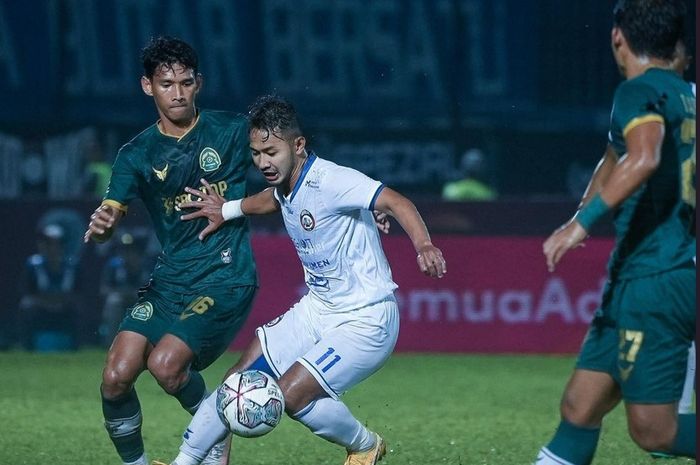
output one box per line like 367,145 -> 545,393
627,418 -> 675,452
560,391 -> 603,427
560,392 -> 587,425
101,365 -> 136,398
147,353 -> 188,394
277,380 -> 316,415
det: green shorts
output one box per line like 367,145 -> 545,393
576,265 -> 696,403
119,282 -> 257,371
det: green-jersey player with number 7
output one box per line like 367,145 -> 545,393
535,0 -> 695,463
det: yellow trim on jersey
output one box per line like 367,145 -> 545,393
156,111 -> 201,142
622,114 -> 664,138
101,199 -> 128,213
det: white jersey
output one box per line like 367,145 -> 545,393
273,153 -> 398,311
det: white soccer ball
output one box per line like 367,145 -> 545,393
216,370 -> 285,438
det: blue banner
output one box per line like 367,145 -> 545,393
3,0 -> 544,127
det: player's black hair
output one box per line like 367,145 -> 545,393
140,36 -> 198,79
247,95 -> 302,142
613,0 -> 686,60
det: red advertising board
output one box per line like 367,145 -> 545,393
232,235 -> 614,354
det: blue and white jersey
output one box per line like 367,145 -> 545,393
273,153 -> 398,311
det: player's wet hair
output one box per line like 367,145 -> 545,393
140,36 -> 199,79
613,0 -> 686,61
247,95 -> 302,142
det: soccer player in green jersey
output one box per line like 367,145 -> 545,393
534,1 -> 695,464
671,38 -> 696,420
84,36 -> 257,465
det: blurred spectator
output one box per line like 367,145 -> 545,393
17,224 -> 82,351
38,207 -> 85,262
98,231 -> 153,347
442,148 -> 498,201
21,139 -> 47,198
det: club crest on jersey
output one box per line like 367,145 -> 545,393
221,248 -> 232,264
200,147 -> 221,172
300,210 -> 315,231
131,302 -> 153,321
152,163 -> 169,181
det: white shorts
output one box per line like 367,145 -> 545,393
256,294 -> 399,400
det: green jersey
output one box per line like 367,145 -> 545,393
103,110 -> 257,292
607,68 -> 696,280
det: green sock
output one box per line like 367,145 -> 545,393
547,419 -> 600,465
102,388 -> 144,463
173,370 -> 207,414
670,413 -> 696,457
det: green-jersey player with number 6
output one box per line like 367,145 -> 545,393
84,36 -> 257,465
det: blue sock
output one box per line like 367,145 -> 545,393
546,419 -> 600,465
248,354 -> 277,379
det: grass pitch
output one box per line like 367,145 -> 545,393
0,350 -> 692,465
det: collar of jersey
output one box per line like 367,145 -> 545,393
156,110 -> 201,142
287,151 -> 317,203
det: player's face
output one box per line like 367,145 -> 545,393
141,63 -> 200,125
249,128 -> 305,191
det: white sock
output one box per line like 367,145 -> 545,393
534,447 -> 575,465
123,453 -> 148,465
175,392 -> 229,465
293,398 -> 375,452
679,342 -> 695,414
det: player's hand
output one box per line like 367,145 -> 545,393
373,210 -> 390,234
84,204 -> 118,243
543,219 -> 588,272
417,243 -> 447,278
179,178 -> 226,241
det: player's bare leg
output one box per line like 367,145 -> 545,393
224,336 -> 265,379
159,339 -> 266,465
626,403 -> 696,457
148,334 -> 230,465
102,331 -> 151,465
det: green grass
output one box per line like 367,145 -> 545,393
0,350 -> 692,465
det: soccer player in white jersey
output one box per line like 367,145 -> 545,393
156,95 -> 447,465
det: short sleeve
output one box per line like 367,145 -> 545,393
322,165 -> 384,213
611,80 -> 665,139
103,144 -> 141,212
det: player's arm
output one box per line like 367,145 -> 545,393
590,122 -> 663,209
373,187 -> 446,278
578,144 -> 619,210
180,179 -> 281,240
543,122 -> 663,271
84,204 -> 124,243
239,187 -> 280,215
84,145 -> 136,244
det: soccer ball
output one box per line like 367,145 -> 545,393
216,370 -> 285,438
